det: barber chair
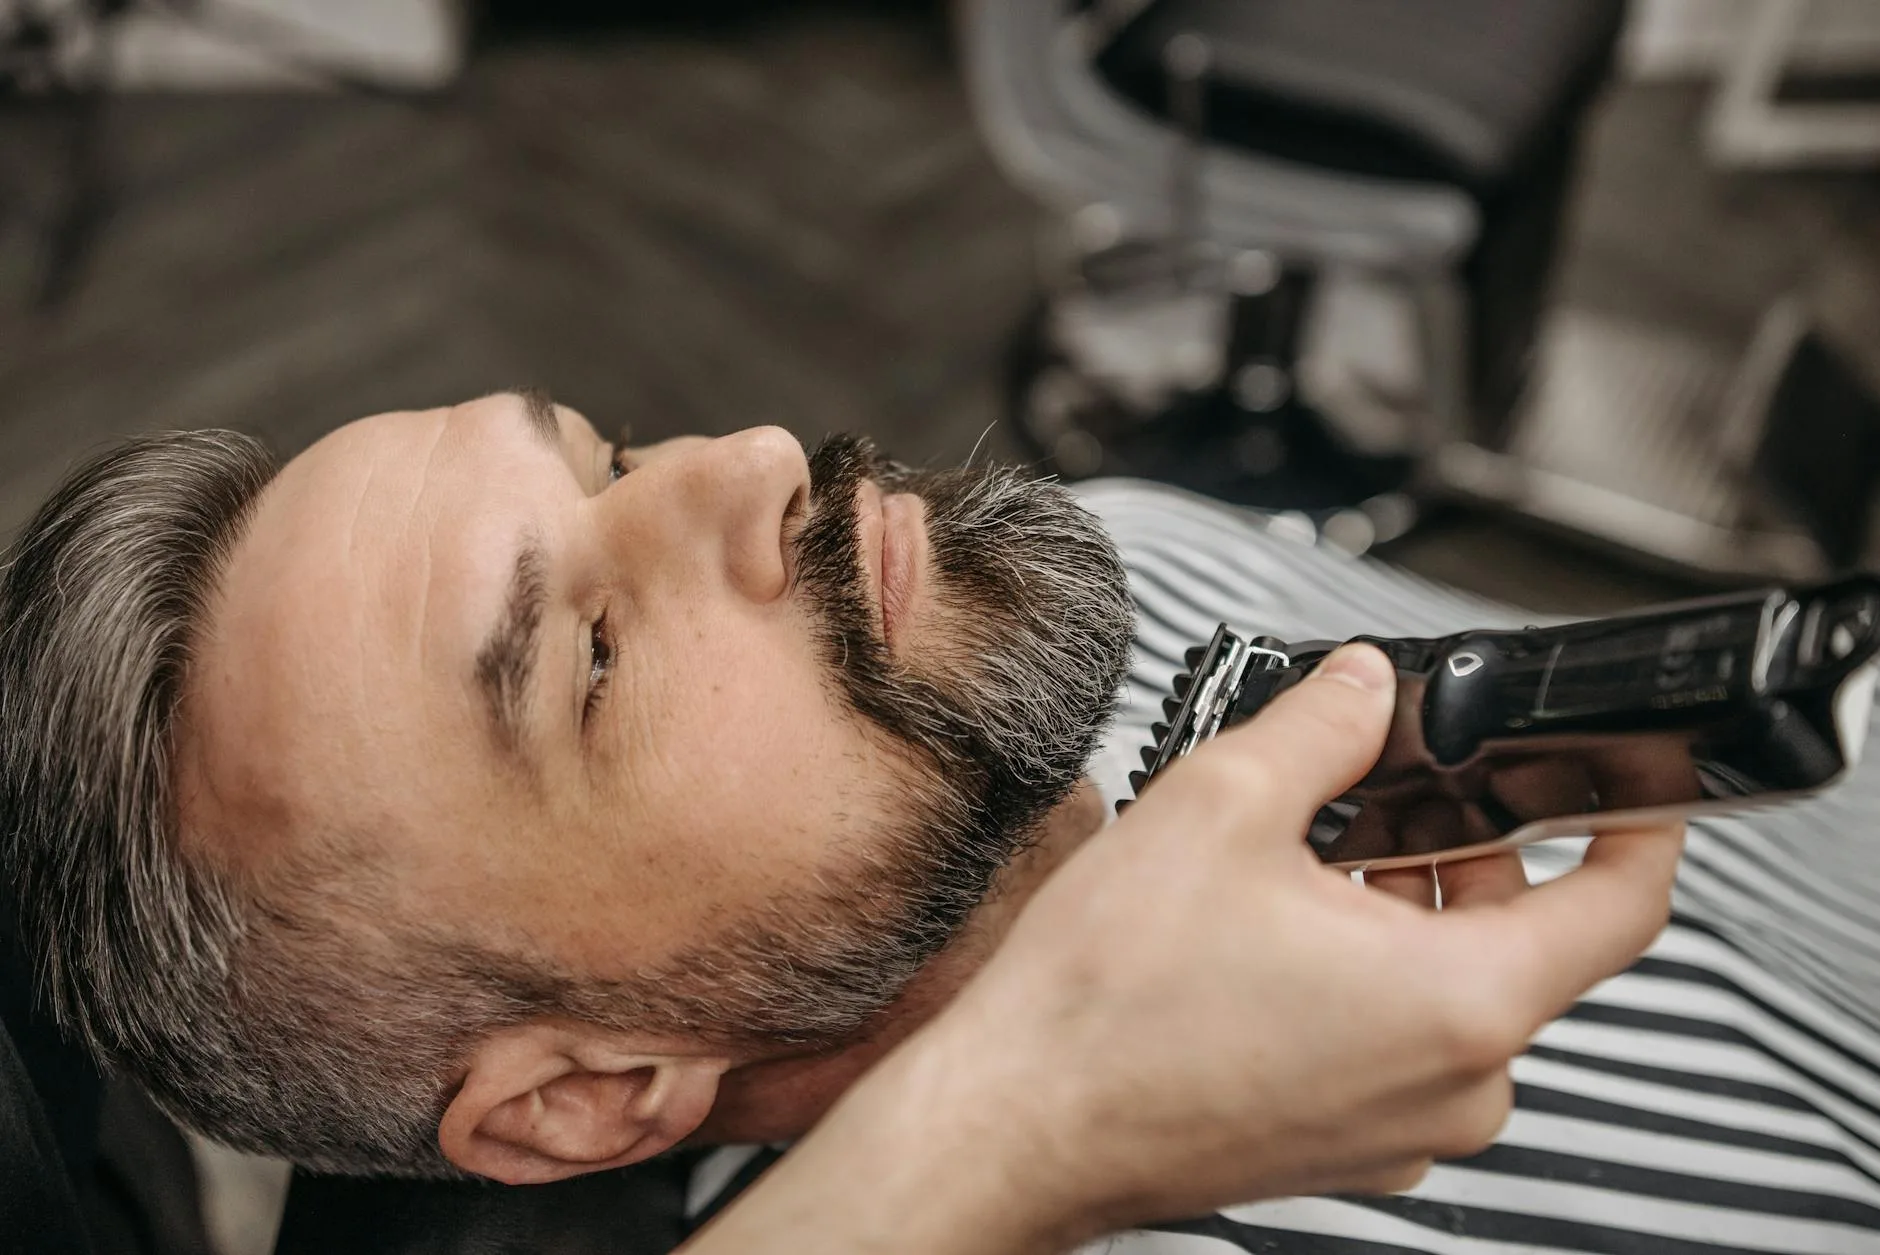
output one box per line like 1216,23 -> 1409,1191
965,0 -> 1628,550
968,0 -> 1880,581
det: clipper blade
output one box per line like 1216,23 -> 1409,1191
1118,625 -> 1289,813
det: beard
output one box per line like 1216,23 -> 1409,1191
613,435 -> 1136,1050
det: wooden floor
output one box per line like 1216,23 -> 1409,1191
1,6 -> 1876,614
0,9 -> 1036,536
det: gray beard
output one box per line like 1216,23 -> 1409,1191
622,435 -> 1137,1049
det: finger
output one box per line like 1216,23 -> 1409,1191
1461,821 -> 1685,1022
1437,850 -> 1529,910
1367,864 -> 1437,909
1169,644 -> 1397,845
1345,1158 -> 1432,1196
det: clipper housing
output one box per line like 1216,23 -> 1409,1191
1121,577 -> 1880,869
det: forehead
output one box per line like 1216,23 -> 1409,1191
180,396 -> 575,852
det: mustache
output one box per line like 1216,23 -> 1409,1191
803,433 -> 908,509
793,433 -> 905,645
791,435 -> 900,721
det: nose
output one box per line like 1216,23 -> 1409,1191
595,426 -> 809,604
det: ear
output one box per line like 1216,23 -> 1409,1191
438,1022 -> 730,1184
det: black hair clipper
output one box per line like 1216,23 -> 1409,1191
1122,576 -> 1880,869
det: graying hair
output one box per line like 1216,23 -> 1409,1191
0,432 -> 515,1176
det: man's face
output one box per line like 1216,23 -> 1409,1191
178,393 -> 1131,1051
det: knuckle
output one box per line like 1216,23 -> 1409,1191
1636,884 -> 1675,945
1434,985 -> 1526,1073
1608,872 -> 1677,956
1360,1159 -> 1432,1196
1580,883 -> 1674,987
1434,1075 -> 1514,1159
1181,742 -> 1284,810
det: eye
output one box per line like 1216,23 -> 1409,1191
583,611 -> 613,725
608,445 -> 634,484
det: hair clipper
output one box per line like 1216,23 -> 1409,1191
1122,576 -> 1880,869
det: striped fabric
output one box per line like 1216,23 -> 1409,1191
688,479 -> 1880,1253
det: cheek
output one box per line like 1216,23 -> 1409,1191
612,607 -> 900,917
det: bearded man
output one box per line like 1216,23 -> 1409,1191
4,391 -> 1872,1254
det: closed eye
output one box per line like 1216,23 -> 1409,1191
584,436 -> 631,725
584,611 -> 613,725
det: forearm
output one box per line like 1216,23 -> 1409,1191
679,1017 -> 1086,1255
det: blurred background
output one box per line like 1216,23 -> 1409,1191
0,2 -> 1877,1254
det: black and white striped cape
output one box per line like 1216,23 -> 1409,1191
688,479 -> 1880,1254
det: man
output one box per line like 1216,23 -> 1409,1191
0,391 -> 1870,1250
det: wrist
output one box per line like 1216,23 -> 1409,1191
683,1004 -> 1091,1255
843,1010 -> 1091,1252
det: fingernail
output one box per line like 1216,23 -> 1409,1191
1315,643 -> 1394,693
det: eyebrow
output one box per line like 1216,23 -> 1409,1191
511,387 -> 561,447
475,537 -> 548,759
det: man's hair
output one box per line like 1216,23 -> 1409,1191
0,432 -> 276,1149
0,432 -> 529,1176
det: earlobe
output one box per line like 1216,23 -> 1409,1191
438,1024 -> 729,1184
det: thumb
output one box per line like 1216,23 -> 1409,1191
1150,643 -> 1398,847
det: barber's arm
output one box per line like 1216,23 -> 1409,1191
681,644 -> 1684,1254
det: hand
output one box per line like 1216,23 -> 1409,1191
683,644 -> 1683,1254
918,642 -> 1684,1242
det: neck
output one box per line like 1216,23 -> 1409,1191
690,780 -> 1108,1145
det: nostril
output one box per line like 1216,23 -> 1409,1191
780,486 -> 808,592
